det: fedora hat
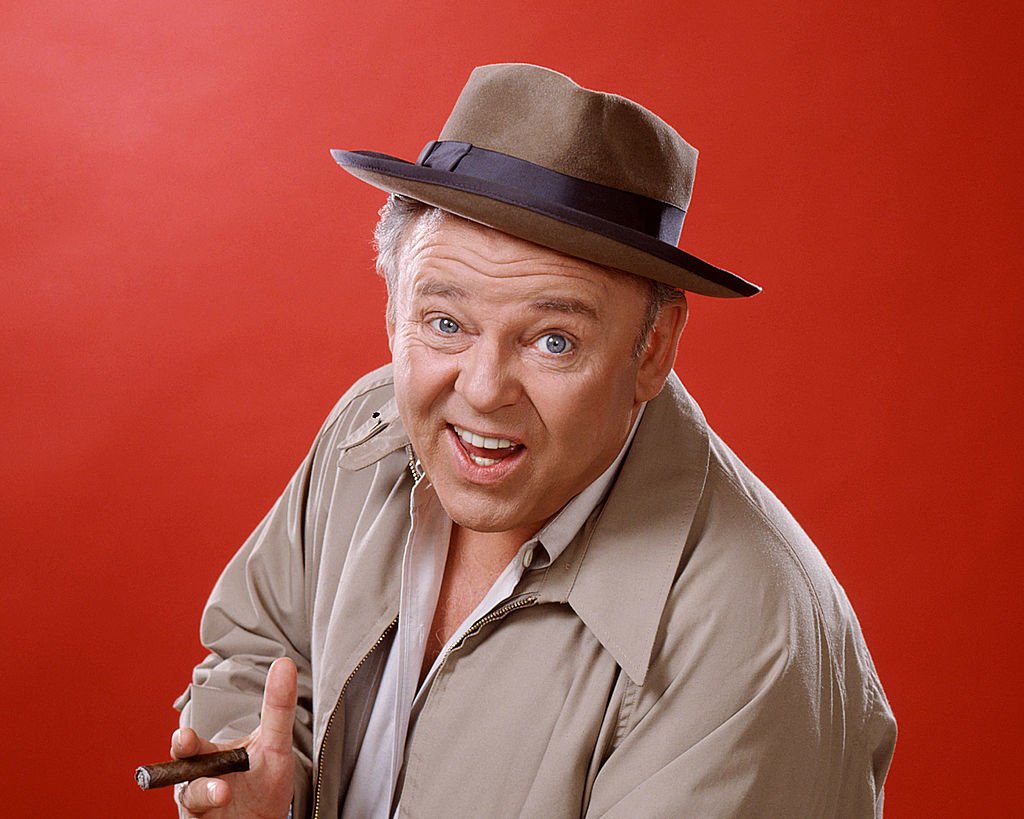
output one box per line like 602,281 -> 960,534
331,63 -> 759,298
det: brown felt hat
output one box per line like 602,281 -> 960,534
331,63 -> 759,298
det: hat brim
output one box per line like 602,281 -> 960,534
331,149 -> 760,298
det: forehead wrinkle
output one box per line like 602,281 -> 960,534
401,219 -> 621,313
412,227 -> 611,279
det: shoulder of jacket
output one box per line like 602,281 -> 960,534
697,430 -> 882,695
703,438 -> 895,754
319,363 -> 397,437
708,440 -> 829,609
309,363 -> 412,472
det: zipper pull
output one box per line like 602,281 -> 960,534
405,444 -> 424,483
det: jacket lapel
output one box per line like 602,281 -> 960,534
537,372 -> 711,686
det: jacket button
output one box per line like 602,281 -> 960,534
522,548 -> 535,569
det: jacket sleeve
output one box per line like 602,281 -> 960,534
173,435 -> 320,815
172,366 -> 397,818
584,578 -> 896,818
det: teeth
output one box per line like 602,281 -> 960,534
469,455 -> 500,466
454,426 -> 514,450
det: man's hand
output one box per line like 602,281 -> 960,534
172,657 -> 298,818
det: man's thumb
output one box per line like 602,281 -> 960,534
259,657 -> 298,748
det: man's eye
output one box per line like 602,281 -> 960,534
430,317 -> 460,334
534,333 -> 573,355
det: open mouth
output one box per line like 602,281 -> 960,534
451,424 -> 524,467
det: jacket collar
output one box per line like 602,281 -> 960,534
533,372 -> 710,686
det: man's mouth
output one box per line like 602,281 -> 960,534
451,425 -> 523,467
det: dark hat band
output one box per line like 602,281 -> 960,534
415,141 -> 686,245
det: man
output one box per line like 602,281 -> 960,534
172,64 -> 896,818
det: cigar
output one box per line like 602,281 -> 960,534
135,748 -> 250,790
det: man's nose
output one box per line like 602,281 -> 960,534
454,337 -> 522,414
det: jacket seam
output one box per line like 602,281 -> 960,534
611,675 -> 640,752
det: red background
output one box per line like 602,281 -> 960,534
2,1 -> 1020,815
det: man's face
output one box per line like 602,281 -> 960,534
388,214 -> 679,540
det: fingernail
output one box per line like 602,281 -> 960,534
208,781 -> 220,802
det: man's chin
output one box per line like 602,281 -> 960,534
428,463 -> 553,536
446,507 -> 523,535
438,493 -> 540,537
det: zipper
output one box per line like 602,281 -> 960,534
311,617 -> 397,819
388,595 -> 539,811
440,595 -> 539,663
311,597 -> 537,815
405,444 -> 423,483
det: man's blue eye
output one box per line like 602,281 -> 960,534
430,317 -> 460,334
535,333 -> 573,354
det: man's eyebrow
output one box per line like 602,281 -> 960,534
414,280 -> 470,300
530,297 -> 601,320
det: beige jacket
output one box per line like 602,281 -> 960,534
177,365 -> 896,818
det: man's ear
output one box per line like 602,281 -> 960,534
635,297 -> 688,403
